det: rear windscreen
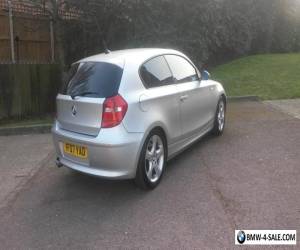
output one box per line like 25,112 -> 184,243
60,62 -> 123,98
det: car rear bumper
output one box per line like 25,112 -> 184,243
52,121 -> 144,180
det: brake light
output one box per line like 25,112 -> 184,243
101,94 -> 128,128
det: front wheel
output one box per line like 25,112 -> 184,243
135,130 -> 167,190
211,97 -> 226,136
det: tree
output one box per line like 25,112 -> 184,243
28,0 -> 300,66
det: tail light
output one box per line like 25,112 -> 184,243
101,94 -> 128,128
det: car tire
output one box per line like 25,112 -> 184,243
211,97 -> 226,136
134,129 -> 167,190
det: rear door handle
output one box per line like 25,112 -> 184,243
180,95 -> 189,101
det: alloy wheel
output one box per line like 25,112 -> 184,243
218,101 -> 225,131
145,135 -> 164,183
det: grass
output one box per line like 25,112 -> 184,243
211,53 -> 300,100
1,53 -> 299,127
0,116 -> 53,128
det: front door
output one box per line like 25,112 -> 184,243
176,81 -> 213,136
164,55 -> 213,137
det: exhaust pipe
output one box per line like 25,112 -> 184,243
56,157 -> 63,168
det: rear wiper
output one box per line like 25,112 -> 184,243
70,91 -> 98,99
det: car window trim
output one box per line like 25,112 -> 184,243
61,61 -> 124,98
139,54 -> 176,89
163,54 -> 200,85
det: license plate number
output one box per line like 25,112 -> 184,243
63,143 -> 88,159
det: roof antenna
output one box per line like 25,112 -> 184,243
102,39 -> 111,54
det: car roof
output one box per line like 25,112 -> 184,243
77,48 -> 185,67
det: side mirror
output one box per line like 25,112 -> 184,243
202,70 -> 210,81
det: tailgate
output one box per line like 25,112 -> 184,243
57,94 -> 104,136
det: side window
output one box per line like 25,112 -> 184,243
140,56 -> 174,88
165,55 -> 199,83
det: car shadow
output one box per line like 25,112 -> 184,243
166,133 -> 213,168
59,132 -> 213,191
39,132 -> 219,213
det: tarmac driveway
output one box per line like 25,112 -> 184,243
0,101 -> 299,249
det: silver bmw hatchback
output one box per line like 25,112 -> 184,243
52,48 -> 226,189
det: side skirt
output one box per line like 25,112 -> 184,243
167,119 -> 214,161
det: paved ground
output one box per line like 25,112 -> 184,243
0,101 -> 299,249
0,134 -> 52,209
265,98 -> 300,119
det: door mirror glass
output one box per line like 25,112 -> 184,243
202,70 -> 210,80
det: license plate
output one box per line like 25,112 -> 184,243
63,142 -> 88,159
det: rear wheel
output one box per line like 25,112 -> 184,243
135,129 -> 167,190
212,97 -> 226,136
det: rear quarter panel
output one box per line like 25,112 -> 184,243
119,60 -> 181,145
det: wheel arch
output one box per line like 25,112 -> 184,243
151,126 -> 168,145
220,93 -> 227,106
134,124 -> 169,188
137,124 -> 168,162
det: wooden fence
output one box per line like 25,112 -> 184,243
0,0 -> 54,63
0,64 -> 61,118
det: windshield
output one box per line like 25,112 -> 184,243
60,62 -> 123,98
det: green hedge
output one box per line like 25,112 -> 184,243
0,64 -> 62,119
